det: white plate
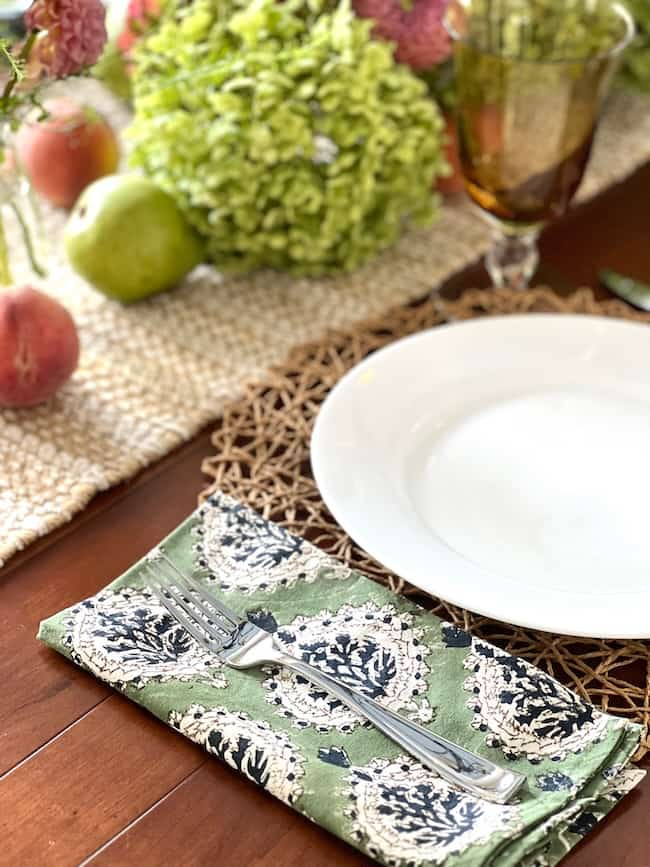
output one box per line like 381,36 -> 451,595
311,314 -> 650,638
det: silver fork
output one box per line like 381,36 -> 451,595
146,553 -> 526,804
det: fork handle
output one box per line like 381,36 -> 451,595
274,652 -> 525,804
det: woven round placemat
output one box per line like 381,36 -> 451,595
201,285 -> 650,759
2,83 -> 650,567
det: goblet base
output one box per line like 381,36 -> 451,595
481,213 -> 542,292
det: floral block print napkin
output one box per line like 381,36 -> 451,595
39,492 -> 644,867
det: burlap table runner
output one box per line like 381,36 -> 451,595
201,285 -> 650,759
2,81 -> 650,566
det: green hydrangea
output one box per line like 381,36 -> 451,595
619,0 -> 650,92
127,0 -> 447,275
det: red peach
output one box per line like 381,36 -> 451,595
0,286 -> 80,407
16,99 -> 120,209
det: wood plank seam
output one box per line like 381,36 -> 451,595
78,763 -> 209,866
0,697 -> 109,782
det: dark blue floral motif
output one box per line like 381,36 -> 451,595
247,608 -> 278,633
208,730 -> 270,788
62,588 -> 226,690
441,624 -> 472,648
169,704 -> 304,805
535,772 -> 575,792
89,605 -> 193,668
318,746 -> 351,768
346,758 -> 520,864
278,629 -> 397,700
206,496 -> 303,570
265,603 -> 432,732
474,642 -> 595,739
464,638 -> 608,761
373,782 -> 483,846
195,494 -> 352,594
568,812 -> 598,836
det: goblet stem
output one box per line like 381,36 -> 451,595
485,225 -> 540,291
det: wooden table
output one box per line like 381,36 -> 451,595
2,164 -> 650,866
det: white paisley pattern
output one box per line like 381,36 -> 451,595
192,493 -> 352,593
62,587 -> 227,690
265,602 -> 433,731
463,637 -> 611,761
345,757 -> 522,866
169,704 -> 305,805
600,764 -> 647,800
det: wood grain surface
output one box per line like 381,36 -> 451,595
1,164 -> 649,866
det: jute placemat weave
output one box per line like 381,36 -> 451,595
2,81 -> 650,566
201,285 -> 650,759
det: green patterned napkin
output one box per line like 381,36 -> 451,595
39,492 -> 644,867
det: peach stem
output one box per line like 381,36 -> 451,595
0,32 -> 37,115
9,200 -> 46,278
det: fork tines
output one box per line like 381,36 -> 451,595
144,552 -> 241,653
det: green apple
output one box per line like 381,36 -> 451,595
64,174 -> 205,303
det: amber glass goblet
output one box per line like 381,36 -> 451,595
445,0 -> 634,290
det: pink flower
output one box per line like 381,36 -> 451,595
24,0 -> 107,78
353,0 -> 452,70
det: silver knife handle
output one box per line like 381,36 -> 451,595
274,651 -> 525,804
